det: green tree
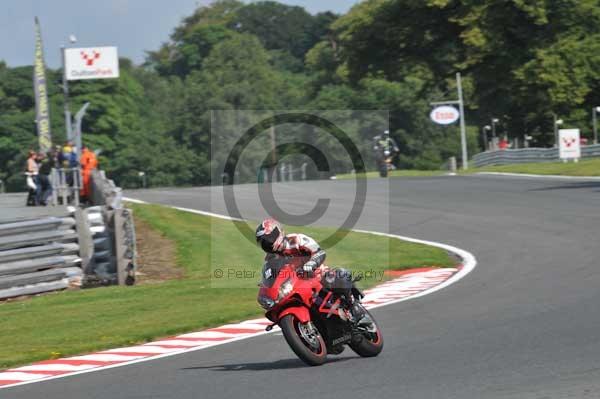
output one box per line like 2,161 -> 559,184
326,0 -> 600,148
0,65 -> 63,190
229,2 -> 336,61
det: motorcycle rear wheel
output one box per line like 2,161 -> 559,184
349,309 -> 384,357
280,314 -> 327,366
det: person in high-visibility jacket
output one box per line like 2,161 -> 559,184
79,145 -> 98,201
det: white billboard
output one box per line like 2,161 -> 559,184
559,129 -> 581,160
430,105 -> 460,125
65,46 -> 119,81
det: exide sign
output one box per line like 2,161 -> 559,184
65,46 -> 120,81
430,105 -> 460,125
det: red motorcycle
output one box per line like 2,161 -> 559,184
258,256 -> 383,366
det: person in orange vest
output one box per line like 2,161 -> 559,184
79,145 -> 98,202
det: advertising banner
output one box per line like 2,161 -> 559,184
33,17 -> 52,153
65,46 -> 120,81
430,105 -> 460,125
558,129 -> 581,160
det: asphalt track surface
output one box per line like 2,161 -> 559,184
5,175 -> 600,399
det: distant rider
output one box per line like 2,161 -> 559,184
373,130 -> 399,176
373,130 -> 399,155
255,219 -> 364,321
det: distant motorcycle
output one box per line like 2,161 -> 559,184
373,131 -> 399,178
258,256 -> 383,366
377,149 -> 396,177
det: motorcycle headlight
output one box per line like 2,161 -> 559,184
277,279 -> 293,301
258,295 -> 275,310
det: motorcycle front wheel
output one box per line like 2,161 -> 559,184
378,162 -> 388,177
349,308 -> 384,357
280,314 -> 327,366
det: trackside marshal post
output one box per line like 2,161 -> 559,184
33,17 -> 52,153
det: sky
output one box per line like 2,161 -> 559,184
1,0 -> 359,68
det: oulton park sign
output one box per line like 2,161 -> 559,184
65,46 -> 120,81
430,105 -> 460,125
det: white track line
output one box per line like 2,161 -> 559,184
475,171 -> 600,180
0,197 -> 477,390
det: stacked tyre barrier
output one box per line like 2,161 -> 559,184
0,213 -> 83,299
472,144 -> 600,167
0,169 -> 137,300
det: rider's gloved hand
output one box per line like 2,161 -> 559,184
303,260 -> 317,274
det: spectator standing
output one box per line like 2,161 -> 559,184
50,145 -> 61,168
60,141 -> 73,168
56,144 -> 66,167
57,142 -> 71,191
60,141 -> 79,189
25,150 -> 39,206
79,145 -> 98,202
68,145 -> 79,169
37,152 -> 53,206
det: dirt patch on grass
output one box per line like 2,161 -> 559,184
134,215 -> 183,284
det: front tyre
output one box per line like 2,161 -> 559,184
378,161 -> 388,177
349,309 -> 384,357
280,314 -> 327,366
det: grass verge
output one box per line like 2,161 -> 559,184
472,157 -> 600,176
0,203 -> 455,369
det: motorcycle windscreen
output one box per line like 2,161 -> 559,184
261,256 -> 298,288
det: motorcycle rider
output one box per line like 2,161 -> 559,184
373,130 -> 399,176
255,218 -> 364,321
373,129 -> 399,155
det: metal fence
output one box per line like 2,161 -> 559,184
472,144 -> 600,167
254,163 -> 310,184
50,167 -> 81,206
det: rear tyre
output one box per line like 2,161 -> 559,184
349,309 -> 384,357
280,314 -> 327,366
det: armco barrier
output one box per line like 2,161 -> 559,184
86,171 -> 137,286
90,169 -> 122,210
472,144 -> 600,167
